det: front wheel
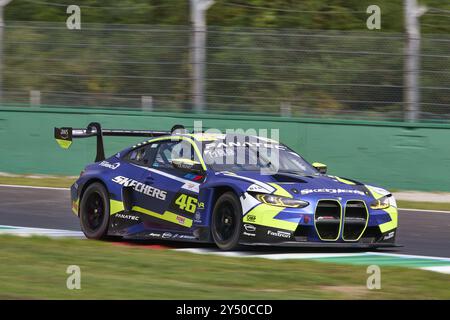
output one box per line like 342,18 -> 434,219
211,192 -> 242,250
79,182 -> 110,240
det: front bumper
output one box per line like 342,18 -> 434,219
241,196 -> 399,247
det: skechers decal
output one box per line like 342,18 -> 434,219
112,176 -> 167,200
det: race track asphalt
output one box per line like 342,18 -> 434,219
0,185 -> 449,257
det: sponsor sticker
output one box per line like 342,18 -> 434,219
383,231 -> 395,240
247,184 -> 269,193
60,129 -> 69,138
243,232 -> 256,237
194,212 -> 202,223
115,214 -> 139,221
148,232 -> 161,238
267,230 -> 291,239
176,216 -> 186,225
181,182 -> 200,193
204,141 -> 286,151
112,176 -> 167,201
300,188 -> 365,196
244,224 -> 256,232
178,234 -> 196,240
99,161 -> 120,170
162,232 -> 172,239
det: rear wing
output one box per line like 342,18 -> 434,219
54,122 -> 184,162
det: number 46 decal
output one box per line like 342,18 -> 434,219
175,194 -> 198,214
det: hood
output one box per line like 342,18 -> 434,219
222,170 -> 373,199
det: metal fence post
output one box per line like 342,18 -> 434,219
280,102 -> 292,117
0,0 -> 13,105
30,90 -> 41,107
190,0 -> 214,112
141,95 -> 153,111
404,0 -> 427,122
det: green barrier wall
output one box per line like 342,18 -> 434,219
1,106 -> 450,191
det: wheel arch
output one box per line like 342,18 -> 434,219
209,185 -> 241,210
79,177 -> 109,203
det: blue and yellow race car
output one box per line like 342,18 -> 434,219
55,123 -> 398,250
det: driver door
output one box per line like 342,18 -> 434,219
137,138 -> 205,231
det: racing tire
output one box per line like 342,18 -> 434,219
79,182 -> 110,240
211,192 -> 242,251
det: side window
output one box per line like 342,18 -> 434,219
125,143 -> 158,166
152,140 -> 199,171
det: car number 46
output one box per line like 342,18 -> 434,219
175,194 -> 198,213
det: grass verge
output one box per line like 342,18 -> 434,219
0,175 -> 75,188
0,235 -> 449,299
397,200 -> 450,212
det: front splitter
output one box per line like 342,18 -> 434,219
240,241 -> 402,248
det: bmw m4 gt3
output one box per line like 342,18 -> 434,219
54,123 -> 398,250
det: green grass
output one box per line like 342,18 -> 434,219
0,175 -> 75,188
0,236 -> 449,299
397,200 -> 450,212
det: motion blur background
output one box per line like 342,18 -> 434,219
1,0 -> 450,191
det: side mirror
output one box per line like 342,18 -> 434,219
171,158 -> 204,174
312,162 -> 327,174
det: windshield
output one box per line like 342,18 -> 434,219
201,137 -> 317,175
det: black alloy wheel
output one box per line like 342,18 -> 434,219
211,192 -> 242,250
79,182 -> 110,240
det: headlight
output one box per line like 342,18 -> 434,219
370,195 -> 396,210
255,194 -> 309,208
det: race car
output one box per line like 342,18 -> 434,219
54,122 -> 398,250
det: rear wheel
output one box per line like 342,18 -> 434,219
79,182 -> 110,239
211,192 -> 242,250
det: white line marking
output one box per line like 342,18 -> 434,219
175,248 -> 250,257
249,253 -> 368,260
175,248 -> 370,260
176,248 -> 450,263
0,184 -> 69,191
0,225 -> 84,237
367,252 -> 450,262
420,266 -> 450,274
398,208 -> 450,214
